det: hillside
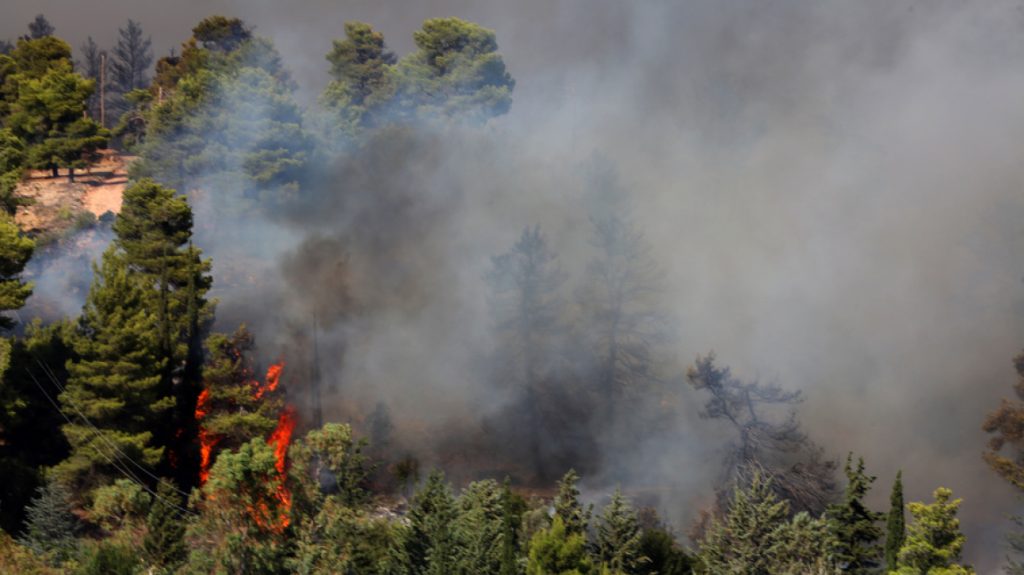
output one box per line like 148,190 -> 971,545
13,149 -> 129,238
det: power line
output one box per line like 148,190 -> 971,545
24,367 -> 194,518
34,358 -> 191,499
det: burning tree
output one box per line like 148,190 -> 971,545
686,353 -> 837,517
193,326 -> 283,483
186,437 -> 295,573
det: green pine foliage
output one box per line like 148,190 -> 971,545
53,249 -> 168,499
290,496 -> 408,575
893,487 -> 974,575
595,488 -> 646,574
826,454 -> 882,572
0,211 -> 33,328
143,479 -> 187,570
185,438 -> 293,575
131,17 -> 311,202
885,471 -> 906,572
698,470 -> 837,574
637,527 -> 693,575
19,478 -> 79,564
198,327 -> 281,454
406,470 -> 459,575
526,515 -> 593,575
453,479 -> 505,574
554,469 -> 591,536
321,21 -> 397,135
4,40 -> 107,180
396,17 -> 515,123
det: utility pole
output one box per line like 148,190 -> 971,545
99,51 -> 106,128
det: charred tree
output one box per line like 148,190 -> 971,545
686,353 -> 838,516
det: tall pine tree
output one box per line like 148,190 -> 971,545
112,178 -> 211,488
54,248 -> 168,499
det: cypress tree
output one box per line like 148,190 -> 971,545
885,471 -> 905,572
143,478 -> 186,569
499,478 -> 521,575
826,454 -> 882,572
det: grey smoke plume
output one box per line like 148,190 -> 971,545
6,1 -> 1024,569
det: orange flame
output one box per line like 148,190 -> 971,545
254,362 -> 285,400
251,405 -> 296,531
195,388 -> 217,483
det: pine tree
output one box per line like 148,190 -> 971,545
406,470 -> 458,575
698,470 -> 836,574
53,248 -> 168,498
826,454 -> 882,572
686,353 -> 837,515
983,350 -> 1024,490
7,57 -> 107,181
26,15 -> 55,40
526,515 -> 593,575
554,469 -> 591,536
186,438 -> 292,574
0,212 -> 33,328
19,479 -> 78,563
197,326 -> 281,474
143,478 -> 186,570
699,471 -> 792,574
487,226 -> 566,479
576,161 -> 666,431
595,488 -> 646,574
112,178 -> 211,489
637,527 -> 693,575
885,471 -> 906,572
78,37 -> 105,124
321,21 -> 396,134
109,20 -> 152,98
453,479 -> 505,574
395,17 -> 514,123
893,487 -> 974,575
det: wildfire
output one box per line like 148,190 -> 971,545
194,359 -> 296,532
195,388 -> 216,483
260,406 -> 297,531
254,362 -> 285,400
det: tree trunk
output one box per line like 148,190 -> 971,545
67,167 -> 75,183
51,164 -> 59,178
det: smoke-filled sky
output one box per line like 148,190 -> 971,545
8,1 -> 1024,570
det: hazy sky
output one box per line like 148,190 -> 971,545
7,2 -> 1024,571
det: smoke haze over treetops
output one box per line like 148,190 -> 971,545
6,1 -> 1024,569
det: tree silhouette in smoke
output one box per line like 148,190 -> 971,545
686,352 -> 837,516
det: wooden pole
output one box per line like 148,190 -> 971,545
99,51 -> 106,128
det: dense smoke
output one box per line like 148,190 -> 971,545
7,1 -> 1024,569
